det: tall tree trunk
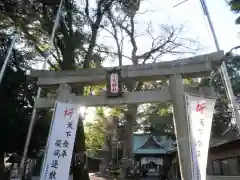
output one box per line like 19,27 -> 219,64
72,120 -> 88,180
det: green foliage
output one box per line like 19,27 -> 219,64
0,34 -> 51,157
228,0 -> 240,24
137,80 -> 174,136
141,103 -> 174,136
140,78 -> 197,138
85,108 -> 107,156
0,0 -> 117,70
200,54 -> 240,137
1,1 -> 116,179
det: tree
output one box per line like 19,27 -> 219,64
1,1 -> 120,180
134,81 -> 174,137
200,53 -> 240,138
139,79 -> 197,138
85,108 -> 106,156
228,0 -> 240,24
0,34 -> 51,176
141,107 -> 175,138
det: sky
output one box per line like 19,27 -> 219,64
98,0 -> 239,66
152,0 -> 239,50
78,0 -> 239,123
35,0 -> 240,70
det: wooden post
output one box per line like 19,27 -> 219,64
169,75 -> 192,180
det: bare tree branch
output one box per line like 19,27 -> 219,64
84,0 -> 113,68
98,50 -> 132,61
114,15 -> 139,64
84,0 -> 93,25
107,11 -> 124,66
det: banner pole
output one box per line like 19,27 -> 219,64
200,0 -> 240,132
50,0 -> 64,46
184,93 -> 194,180
0,34 -> 17,85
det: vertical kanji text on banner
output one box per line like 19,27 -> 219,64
186,94 -> 216,180
40,103 -> 81,180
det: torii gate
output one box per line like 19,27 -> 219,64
30,51 -> 224,180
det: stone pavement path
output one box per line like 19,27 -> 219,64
89,173 -> 111,180
89,173 -> 161,180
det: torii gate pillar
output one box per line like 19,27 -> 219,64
169,74 -> 192,180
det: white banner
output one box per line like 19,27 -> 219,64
40,103 -> 81,180
186,94 -> 216,180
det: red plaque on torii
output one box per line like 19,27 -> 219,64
106,68 -> 123,98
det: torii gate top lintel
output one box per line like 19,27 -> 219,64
31,51 -> 224,87
31,51 -> 224,108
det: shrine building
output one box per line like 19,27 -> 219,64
132,133 -> 176,176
